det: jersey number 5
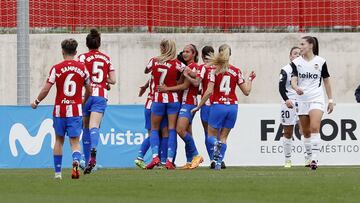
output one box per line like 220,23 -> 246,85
220,75 -> 231,95
92,61 -> 104,83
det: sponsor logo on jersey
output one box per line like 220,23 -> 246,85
298,72 -> 319,79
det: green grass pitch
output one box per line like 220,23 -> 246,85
0,167 -> 360,203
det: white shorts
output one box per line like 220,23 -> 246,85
280,102 -> 298,126
296,101 -> 325,116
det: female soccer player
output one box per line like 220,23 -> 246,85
158,44 -> 203,169
78,29 -> 116,174
146,39 -> 186,170
279,46 -> 300,168
31,39 -> 92,179
192,44 -> 256,170
182,46 -> 218,168
135,70 -> 168,169
291,36 -> 334,170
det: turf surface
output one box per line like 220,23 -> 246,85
0,167 -> 359,203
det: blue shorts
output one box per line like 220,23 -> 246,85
151,102 -> 180,117
144,108 -> 168,130
53,116 -> 83,137
83,96 -> 107,117
208,104 -> 238,129
200,105 -> 211,123
178,104 -> 196,124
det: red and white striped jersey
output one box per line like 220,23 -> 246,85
78,50 -> 114,99
144,74 -> 155,110
148,57 -> 186,103
209,65 -> 245,105
197,64 -> 215,106
47,60 -> 90,117
182,62 -> 200,105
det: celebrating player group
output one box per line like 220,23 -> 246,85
30,28 -> 333,179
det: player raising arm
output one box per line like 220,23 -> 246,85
192,44 -> 256,170
31,39 -> 91,179
158,44 -> 203,169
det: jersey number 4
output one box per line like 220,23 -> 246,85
220,75 -> 231,95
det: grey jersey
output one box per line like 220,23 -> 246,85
291,56 -> 330,102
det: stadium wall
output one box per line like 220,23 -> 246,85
1,33 -> 360,105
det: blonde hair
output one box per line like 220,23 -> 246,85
157,39 -> 177,63
208,44 -> 231,74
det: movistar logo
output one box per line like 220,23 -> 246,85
9,119 -> 55,157
299,72 -> 319,79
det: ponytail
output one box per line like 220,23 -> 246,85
157,39 -> 177,63
312,37 -> 319,55
209,44 -> 231,73
302,36 -> 319,55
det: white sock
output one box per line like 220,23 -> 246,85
303,136 -> 312,160
311,133 -> 321,162
283,137 -> 292,161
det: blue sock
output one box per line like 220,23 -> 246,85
204,131 -> 212,160
220,143 -> 227,162
207,136 -> 217,161
167,129 -> 177,162
160,137 -> 168,163
150,130 -> 160,157
54,155 -> 62,173
182,136 -> 192,163
82,128 -> 91,164
138,136 -> 150,159
183,133 -> 198,160
90,127 -> 100,149
72,151 -> 81,163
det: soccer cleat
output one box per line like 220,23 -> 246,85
54,172 -> 62,180
190,155 -> 204,169
284,160 -> 292,168
180,163 -> 192,170
71,161 -> 80,179
214,162 -> 221,170
310,160 -> 318,170
84,158 -> 96,174
146,156 -> 160,169
305,159 -> 311,167
79,159 -> 86,171
210,161 -> 215,169
165,160 -> 176,170
134,159 -> 146,169
84,149 -> 97,174
221,161 -> 227,169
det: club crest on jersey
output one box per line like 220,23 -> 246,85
314,64 -> 319,70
